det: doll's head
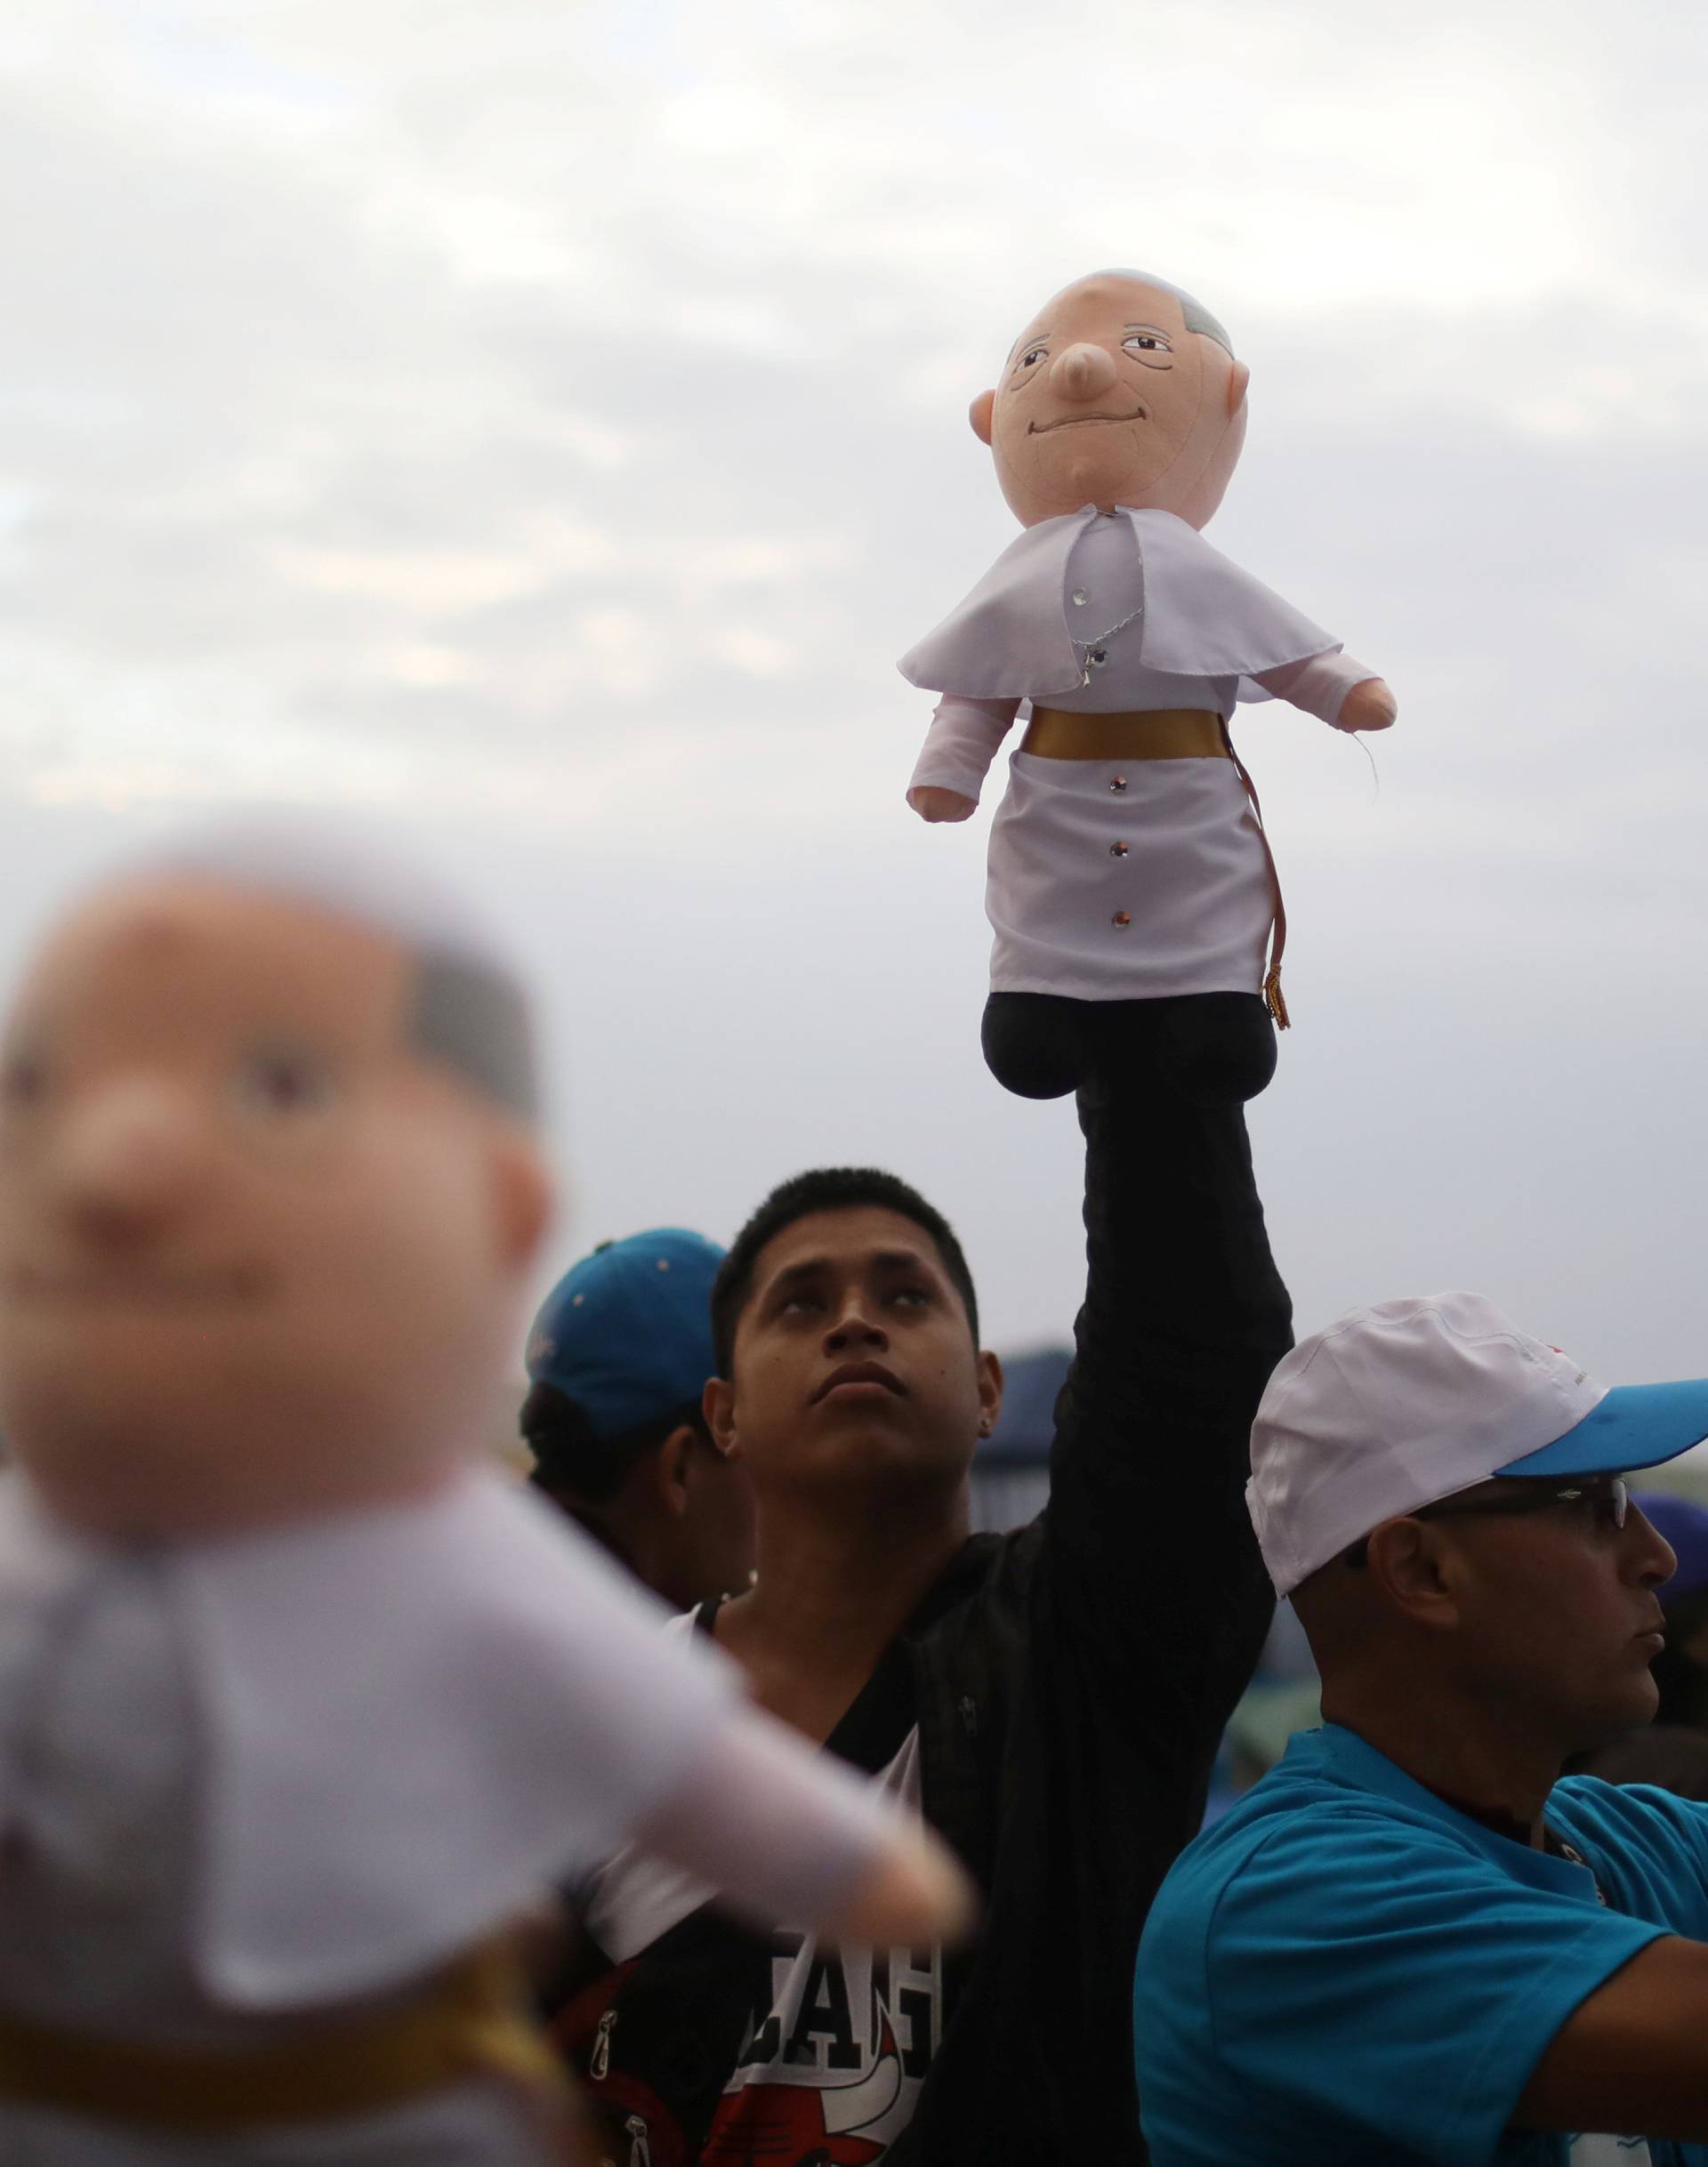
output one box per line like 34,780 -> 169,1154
972,270 -> 1251,530
0,822 -> 552,1539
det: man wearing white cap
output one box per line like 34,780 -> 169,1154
1134,1290 -> 1708,2167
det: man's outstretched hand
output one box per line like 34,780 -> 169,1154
909,785 -> 978,823
1336,678 -> 1398,731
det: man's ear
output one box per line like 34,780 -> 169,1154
703,1375 -> 738,1461
1365,1518 -> 1462,1631
489,1137 -> 552,1269
656,1424 -> 697,1518
969,390 -> 995,445
976,1349 -> 1004,1438
1227,358 -> 1251,416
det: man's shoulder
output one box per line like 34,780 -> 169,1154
1553,1768 -> 1708,1832
1146,1739 -> 1494,1942
1552,1770 -> 1708,1919
906,1525 -> 1043,1630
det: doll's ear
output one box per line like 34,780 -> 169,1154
969,390 -> 995,445
489,1136 -> 552,1269
1227,359 -> 1251,416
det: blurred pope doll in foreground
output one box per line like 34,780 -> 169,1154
0,820 -> 969,2165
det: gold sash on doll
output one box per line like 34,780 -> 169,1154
0,1936 -> 564,2130
1019,706 -> 1291,1029
1020,705 -> 1228,761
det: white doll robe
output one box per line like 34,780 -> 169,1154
0,1467 -> 813,2164
900,506 -> 1366,1002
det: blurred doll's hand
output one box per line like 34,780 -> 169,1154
1336,679 -> 1398,731
908,786 -> 978,823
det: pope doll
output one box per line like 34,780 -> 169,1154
0,821 -> 969,2164
902,267 -> 1398,1102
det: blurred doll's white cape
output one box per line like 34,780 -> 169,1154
0,1465 -> 735,2009
898,504 -> 1335,702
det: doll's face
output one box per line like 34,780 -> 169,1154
975,275 -> 1250,529
0,877 -> 549,1538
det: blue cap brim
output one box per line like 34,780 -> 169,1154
1495,1380 -> 1708,1478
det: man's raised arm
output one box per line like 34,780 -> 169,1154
1043,1002 -> 1292,1800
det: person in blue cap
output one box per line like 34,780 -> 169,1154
521,1229 -> 754,1613
1136,1290 -> 1708,2167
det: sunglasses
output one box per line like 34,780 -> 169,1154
1341,1474 -> 1631,1570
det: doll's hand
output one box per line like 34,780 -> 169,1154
1336,679 -> 1398,731
908,785 -> 977,823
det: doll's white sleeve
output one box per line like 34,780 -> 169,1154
179,1474 -> 935,2004
1253,651 -> 1382,728
906,695 -> 1023,808
637,1700 -> 909,1929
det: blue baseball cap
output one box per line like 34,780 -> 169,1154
525,1228 -> 726,1440
1493,1378 -> 1708,1480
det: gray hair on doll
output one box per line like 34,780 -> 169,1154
1093,270 -> 1234,357
132,812 -> 540,1121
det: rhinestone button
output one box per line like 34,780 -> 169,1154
1109,775 -> 1128,793
1109,842 -> 1128,858
1112,911 -> 1132,927
1071,588 -> 1089,606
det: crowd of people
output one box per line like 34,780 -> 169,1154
520,1027 -> 1708,2166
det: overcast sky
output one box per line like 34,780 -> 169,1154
1,0 -> 1704,1385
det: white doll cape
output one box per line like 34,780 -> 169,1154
0,1467 -> 739,2010
897,505 -> 1335,702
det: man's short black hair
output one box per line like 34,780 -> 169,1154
710,1166 -> 979,1376
522,1382 -> 710,1504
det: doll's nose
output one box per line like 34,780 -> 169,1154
1051,342 -> 1119,402
56,1083 -> 204,1238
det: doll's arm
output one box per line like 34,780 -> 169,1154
1253,652 -> 1397,731
632,1701 -> 974,1948
906,695 -> 1023,821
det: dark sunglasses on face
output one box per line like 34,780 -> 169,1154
1341,1474 -> 1631,1570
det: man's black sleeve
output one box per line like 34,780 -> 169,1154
897,1017 -> 1293,2166
1041,1028 -> 1293,1782
1023,1026 -> 1293,2146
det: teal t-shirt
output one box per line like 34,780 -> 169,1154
1134,1722 -> 1708,2167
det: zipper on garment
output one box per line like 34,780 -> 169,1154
590,2008 -> 617,2081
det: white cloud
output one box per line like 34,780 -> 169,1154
375,641 -> 481,689
707,627 -> 795,678
0,0 -> 1704,1362
274,547 -> 550,611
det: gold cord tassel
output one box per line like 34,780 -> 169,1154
1263,965 -> 1291,1031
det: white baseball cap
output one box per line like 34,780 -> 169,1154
1247,1292 -> 1708,1595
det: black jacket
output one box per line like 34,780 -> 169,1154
551,1040 -> 1292,2163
